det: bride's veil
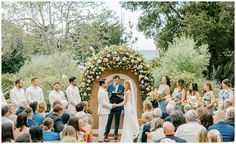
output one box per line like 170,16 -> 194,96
128,80 -> 139,131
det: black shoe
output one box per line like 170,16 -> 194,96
114,135 -> 118,141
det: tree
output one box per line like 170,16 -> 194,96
122,2 -> 234,85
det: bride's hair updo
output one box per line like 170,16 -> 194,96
124,80 -> 131,92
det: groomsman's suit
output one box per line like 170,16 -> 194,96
104,83 -> 124,138
98,87 -> 112,142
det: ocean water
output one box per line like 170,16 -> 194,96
137,50 -> 157,59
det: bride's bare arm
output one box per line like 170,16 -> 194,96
115,91 -> 130,107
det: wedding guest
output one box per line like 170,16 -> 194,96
49,82 -> 65,111
155,122 -> 187,142
76,112 -> 92,142
60,100 -> 72,124
147,118 -> 165,142
153,108 -> 163,118
208,129 -> 222,142
224,106 -> 234,128
61,136 -> 77,142
142,99 -> 153,117
76,102 -> 86,115
38,100 -> 47,117
175,110 -> 206,142
15,100 -> 28,115
2,105 -> 14,126
197,129 -> 209,142
61,126 -> 77,141
29,101 -> 44,125
219,79 -> 233,102
224,99 -> 233,110
67,116 -> 80,140
24,108 -> 38,127
183,104 -> 192,114
139,111 -> 154,142
186,83 -> 200,107
172,79 -> 186,112
42,118 -> 60,141
203,82 -> 215,113
157,76 -> 171,112
164,104 -> 175,121
30,125 -> 43,142
15,133 -> 31,142
199,112 -> 213,129
208,110 -> 234,142
13,112 -> 29,139
83,101 -> 93,125
10,79 -> 27,107
2,122 -> 14,142
46,104 -> 65,133
8,104 -> 17,125
66,77 -> 81,114
170,110 -> 186,131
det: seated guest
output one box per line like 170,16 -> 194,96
147,118 -> 165,142
2,105 -> 14,127
76,112 -> 93,142
208,129 -> 222,142
164,104 -> 175,121
30,125 -> 43,142
155,122 -> 187,142
2,123 -> 14,142
153,108 -> 162,119
76,102 -> 86,115
60,126 -> 77,141
15,100 -> 28,116
42,118 -> 60,141
15,133 -> 31,142
175,110 -> 206,142
170,110 -> 186,131
197,107 -> 213,129
38,100 -> 47,117
183,104 -> 192,114
13,112 -> 29,139
224,106 -> 234,127
208,110 -> 234,142
137,111 -> 153,142
141,99 -> 153,118
29,101 -> 44,125
24,108 -> 38,127
46,104 -> 64,133
224,99 -> 233,110
61,100 -> 73,124
67,116 -> 80,141
82,101 -> 93,125
8,104 -> 18,125
197,129 -> 209,142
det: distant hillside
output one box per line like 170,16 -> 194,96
137,50 -> 157,59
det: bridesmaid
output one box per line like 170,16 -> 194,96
157,76 -> 171,112
186,83 -> 201,108
172,79 -> 186,112
203,82 -> 215,113
219,79 -> 233,103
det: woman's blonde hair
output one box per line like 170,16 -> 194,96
197,129 -> 209,142
208,129 -> 222,142
38,100 -> 47,113
61,126 -> 77,140
143,99 -> 153,112
82,101 -> 89,113
124,80 -> 131,92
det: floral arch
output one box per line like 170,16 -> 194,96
79,45 -> 154,101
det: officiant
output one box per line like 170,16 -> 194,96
104,75 -> 124,142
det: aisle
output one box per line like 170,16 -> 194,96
92,129 -> 122,142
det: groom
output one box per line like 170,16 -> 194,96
104,75 -> 124,141
97,78 -> 116,142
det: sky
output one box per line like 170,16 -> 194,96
105,1 -> 156,50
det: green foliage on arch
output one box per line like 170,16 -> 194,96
79,45 -> 154,101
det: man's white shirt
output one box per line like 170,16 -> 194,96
66,84 -> 81,106
98,87 -> 112,115
10,86 -> 27,107
25,85 -> 44,104
49,90 -> 65,110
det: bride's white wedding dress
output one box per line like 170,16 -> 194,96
120,84 -> 139,142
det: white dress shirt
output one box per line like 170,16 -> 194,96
98,87 -> 112,115
49,90 -> 65,111
10,86 -> 26,107
66,84 -> 81,106
25,85 -> 44,104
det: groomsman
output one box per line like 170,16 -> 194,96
26,77 -> 44,104
49,82 -> 66,111
97,79 -> 116,142
66,76 -> 81,114
10,79 -> 27,107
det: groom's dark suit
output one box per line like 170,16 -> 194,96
104,83 -> 124,137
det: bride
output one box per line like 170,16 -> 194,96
115,80 -> 139,142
